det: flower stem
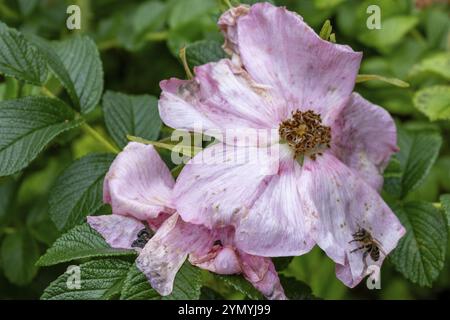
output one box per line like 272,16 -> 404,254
179,47 -> 194,80
81,123 -> 120,154
144,31 -> 169,42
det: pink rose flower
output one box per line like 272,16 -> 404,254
88,142 -> 286,299
158,3 -> 405,287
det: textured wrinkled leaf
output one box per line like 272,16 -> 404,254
280,275 -> 315,300
103,91 -> 161,148
27,36 -> 79,110
390,202 -> 447,287
54,36 -> 103,114
120,265 -> 160,300
41,259 -> 132,300
410,53 -> 450,80
49,153 -> 115,230
440,194 -> 450,227
359,16 -> 419,51
186,40 -> 226,67
384,129 -> 442,198
1,230 -> 39,286
0,97 -> 82,177
0,22 -> 47,85
217,274 -> 263,300
413,86 -> 450,121
37,223 -> 134,267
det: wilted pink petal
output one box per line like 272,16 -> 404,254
174,143 -> 279,228
136,214 -> 213,296
159,60 -> 282,143
301,153 -> 405,287
236,156 -> 315,257
104,142 -> 175,220
87,215 -> 145,249
189,246 -> 242,275
240,252 -> 286,300
331,93 -> 399,191
219,3 -> 362,121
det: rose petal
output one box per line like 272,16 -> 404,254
136,214 -> 213,296
87,215 -> 145,249
235,157 -> 315,257
104,142 -> 175,220
239,252 -> 287,300
220,2 -> 362,122
189,246 -> 242,275
159,59 -> 282,144
302,153 -> 405,287
174,143 -> 280,229
331,93 -> 398,191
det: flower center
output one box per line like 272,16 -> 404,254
278,110 -> 331,160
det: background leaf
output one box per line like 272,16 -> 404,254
390,202 -> 448,287
185,40 -> 226,67
120,264 -> 160,300
1,230 -> 39,286
37,223 -> 134,267
0,97 -> 82,177
48,153 -> 115,230
413,85 -> 450,121
0,23 -> 47,85
54,36 -> 104,114
103,91 -> 161,148
41,259 -> 131,300
384,128 -> 442,198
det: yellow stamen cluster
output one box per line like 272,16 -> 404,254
279,110 -> 331,160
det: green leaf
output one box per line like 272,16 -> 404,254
49,153 -> 115,230
163,262 -> 202,300
27,36 -> 79,110
440,194 -> 450,227
52,36 -> 103,114
319,19 -> 332,41
37,223 -> 134,267
168,0 -> 216,29
26,199 -> 59,246
0,96 -> 82,177
1,230 -> 39,286
384,129 -> 442,198
279,275 -> 315,300
0,22 -> 47,85
413,85 -> 450,121
410,53 -> 450,80
216,274 -> 263,300
0,177 -> 16,225
390,202 -> 448,287
356,74 -> 409,88
185,40 -> 226,67
359,16 -> 419,51
103,91 -> 161,148
120,264 -> 160,300
41,259 -> 132,300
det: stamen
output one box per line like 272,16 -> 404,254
278,110 -> 331,160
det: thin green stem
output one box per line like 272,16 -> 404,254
41,86 -> 56,98
144,30 -> 169,42
433,202 -> 442,209
81,123 -> 119,154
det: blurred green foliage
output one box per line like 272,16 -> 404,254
0,0 -> 449,299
